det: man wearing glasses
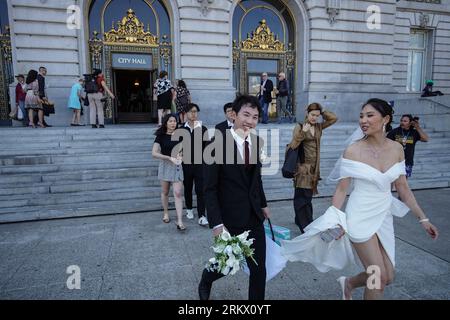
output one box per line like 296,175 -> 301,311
276,72 -> 292,123
259,73 -> 273,124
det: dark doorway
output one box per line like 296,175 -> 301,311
113,69 -> 156,123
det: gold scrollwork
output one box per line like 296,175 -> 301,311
241,19 -> 285,53
89,31 -> 104,69
159,35 -> 172,70
232,40 -> 240,66
104,9 -> 158,46
286,43 -> 295,70
0,25 -> 12,121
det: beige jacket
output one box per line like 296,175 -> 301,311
288,110 -> 338,194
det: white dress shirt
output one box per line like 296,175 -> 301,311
230,127 -> 252,160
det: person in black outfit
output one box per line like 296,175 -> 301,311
387,114 -> 429,178
215,102 -> 235,132
180,103 -> 209,226
276,72 -> 292,122
37,66 -> 52,127
198,94 -> 271,300
421,80 -> 444,97
259,72 -> 273,124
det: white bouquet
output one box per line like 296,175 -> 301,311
206,230 -> 257,276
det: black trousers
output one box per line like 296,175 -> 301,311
182,164 -> 205,217
294,188 -> 313,233
200,216 -> 266,300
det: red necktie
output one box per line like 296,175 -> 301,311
244,140 -> 250,167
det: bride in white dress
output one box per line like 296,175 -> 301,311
281,98 -> 439,300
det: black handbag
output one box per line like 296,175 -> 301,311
42,101 -> 55,116
282,140 -> 305,179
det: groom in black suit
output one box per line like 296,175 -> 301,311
198,94 -> 270,300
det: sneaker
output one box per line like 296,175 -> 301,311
186,209 -> 194,220
198,216 -> 209,227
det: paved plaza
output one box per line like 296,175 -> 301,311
0,188 -> 448,300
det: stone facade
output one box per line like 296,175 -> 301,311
3,0 -> 450,125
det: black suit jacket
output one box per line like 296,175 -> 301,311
260,79 -> 273,103
215,120 -> 232,132
37,74 -> 46,99
204,132 -> 267,229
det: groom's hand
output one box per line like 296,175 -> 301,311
262,207 -> 271,219
212,225 -> 225,237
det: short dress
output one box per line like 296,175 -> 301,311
68,83 -> 82,110
25,80 -> 42,110
155,79 -> 173,110
155,133 -> 184,182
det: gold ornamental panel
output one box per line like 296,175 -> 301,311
104,9 -> 158,47
241,19 -> 285,53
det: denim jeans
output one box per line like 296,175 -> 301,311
18,100 -> 28,125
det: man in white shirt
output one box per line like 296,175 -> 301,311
198,94 -> 271,300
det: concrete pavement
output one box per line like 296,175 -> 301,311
0,188 -> 448,300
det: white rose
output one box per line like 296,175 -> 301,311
224,245 -> 233,256
237,231 -> 250,242
221,231 -> 232,241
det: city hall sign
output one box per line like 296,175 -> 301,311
112,53 -> 153,70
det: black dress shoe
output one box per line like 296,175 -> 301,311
198,278 -> 212,301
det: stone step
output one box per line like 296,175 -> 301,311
1,154 -> 448,185
2,129 -> 448,146
1,179 -> 447,224
0,186 -> 162,210
0,159 -> 155,174
0,198 -> 166,223
2,145 -> 449,167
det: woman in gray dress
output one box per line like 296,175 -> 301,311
152,114 -> 186,231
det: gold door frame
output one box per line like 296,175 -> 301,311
88,9 -> 172,122
0,26 -> 12,123
233,19 -> 296,113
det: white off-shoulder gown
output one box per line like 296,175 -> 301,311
280,158 -> 410,272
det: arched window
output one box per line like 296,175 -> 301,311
89,0 -> 171,41
233,0 -> 296,118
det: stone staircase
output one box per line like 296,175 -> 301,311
0,123 -> 449,223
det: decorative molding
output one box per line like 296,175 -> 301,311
159,35 -> 172,70
104,9 -> 158,46
0,25 -> 12,121
89,31 -> 103,70
419,13 -> 430,28
197,0 -> 214,16
241,19 -> 285,53
326,0 -> 340,25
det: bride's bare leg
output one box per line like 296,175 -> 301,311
351,235 -> 391,300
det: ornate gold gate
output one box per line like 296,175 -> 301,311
233,20 -> 296,115
88,9 -> 172,122
0,26 -> 12,124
